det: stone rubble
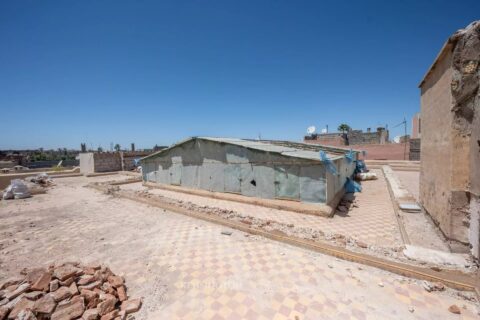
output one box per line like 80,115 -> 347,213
0,262 -> 142,320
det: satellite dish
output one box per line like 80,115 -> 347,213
321,128 -> 327,134
307,126 -> 316,134
393,135 -> 401,143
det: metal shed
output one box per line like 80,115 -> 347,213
140,137 -> 357,205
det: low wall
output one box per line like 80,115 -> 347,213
355,143 -> 410,160
0,169 -> 80,189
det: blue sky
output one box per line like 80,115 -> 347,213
0,1 -> 479,150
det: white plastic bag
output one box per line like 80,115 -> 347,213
355,172 -> 378,181
2,185 -> 14,200
11,179 -> 31,199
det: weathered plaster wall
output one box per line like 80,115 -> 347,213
420,21 -> 480,256
420,48 -> 454,241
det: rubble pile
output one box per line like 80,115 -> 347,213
0,262 -> 142,320
2,174 -> 54,201
28,173 -> 53,187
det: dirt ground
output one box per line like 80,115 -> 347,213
1,175 -> 478,319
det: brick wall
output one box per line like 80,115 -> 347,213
92,153 -> 122,172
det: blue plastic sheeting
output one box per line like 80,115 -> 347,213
355,160 -> 368,173
319,151 -> 338,175
345,178 -> 362,193
345,149 -> 354,163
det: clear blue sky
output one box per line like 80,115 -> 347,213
1,1 -> 478,150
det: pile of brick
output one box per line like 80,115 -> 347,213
0,262 -> 141,320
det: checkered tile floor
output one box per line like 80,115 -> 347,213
1,177 -> 477,319
141,169 -> 402,247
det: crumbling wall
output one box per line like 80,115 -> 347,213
450,22 -> 480,255
420,45 -> 455,243
420,21 -> 480,255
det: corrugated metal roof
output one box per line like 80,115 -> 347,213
141,137 -> 355,162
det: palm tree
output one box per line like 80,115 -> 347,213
337,124 -> 351,133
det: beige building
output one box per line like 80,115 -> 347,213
419,21 -> 480,259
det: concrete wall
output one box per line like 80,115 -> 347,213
141,139 -> 356,205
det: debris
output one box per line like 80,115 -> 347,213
399,203 -> 421,212
448,304 -> 461,314
356,241 -> 368,249
221,231 -> 232,236
120,298 -> 142,314
0,263 -> 141,320
355,172 -> 378,181
28,173 -> 53,186
378,282 -> 384,287
6,179 -> 31,200
408,306 -> 415,313
422,281 -> 433,292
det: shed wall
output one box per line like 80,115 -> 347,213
141,139 -> 353,205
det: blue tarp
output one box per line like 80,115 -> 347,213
320,151 -> 338,175
345,178 -> 362,193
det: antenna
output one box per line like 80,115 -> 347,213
307,126 -> 316,135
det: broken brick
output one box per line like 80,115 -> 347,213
82,308 -> 99,320
120,298 -> 142,314
31,271 -> 52,291
8,297 -> 34,319
0,307 -> 8,320
448,304 -> 461,314
97,296 -> 117,316
68,282 -> 78,296
100,309 -> 118,320
4,283 -> 31,301
33,294 -> 57,315
51,296 -> 85,320
50,280 -> 60,292
77,275 -> 96,286
24,291 -> 44,301
78,281 -> 101,291
107,276 -> 123,288
53,264 -> 81,281
51,286 -> 72,302
116,286 -> 127,302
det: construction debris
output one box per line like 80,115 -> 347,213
2,180 -> 30,200
0,262 -> 142,320
448,304 -> 461,314
355,172 -> 378,181
28,173 -> 53,187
